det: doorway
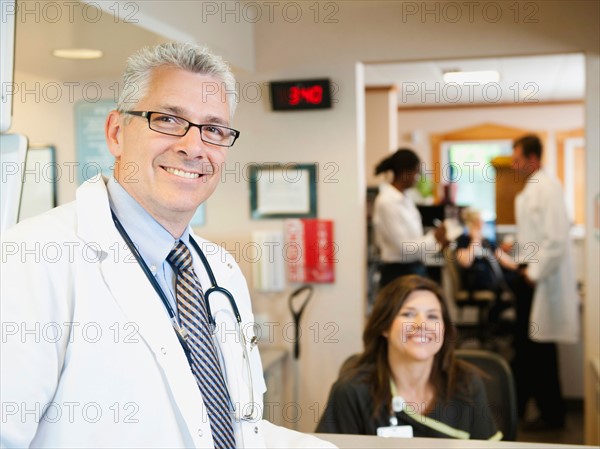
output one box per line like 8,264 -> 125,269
362,53 -> 586,444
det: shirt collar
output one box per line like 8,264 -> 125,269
380,182 -> 407,201
107,176 -> 191,269
530,168 -> 543,180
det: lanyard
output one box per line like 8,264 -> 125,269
389,379 -> 406,426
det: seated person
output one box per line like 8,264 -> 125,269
456,208 -> 517,292
316,275 -> 502,440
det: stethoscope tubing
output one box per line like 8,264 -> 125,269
111,210 -> 242,331
188,237 -> 243,327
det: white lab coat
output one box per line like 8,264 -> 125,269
0,176 -> 335,449
515,169 -> 580,344
372,183 -> 438,263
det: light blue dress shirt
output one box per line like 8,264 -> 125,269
107,176 -> 191,322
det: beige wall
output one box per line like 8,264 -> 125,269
366,87 -> 398,186
95,0 -> 256,72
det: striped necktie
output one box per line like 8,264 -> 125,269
167,241 -> 236,449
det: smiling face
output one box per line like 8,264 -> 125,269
384,290 -> 445,364
106,66 -> 231,237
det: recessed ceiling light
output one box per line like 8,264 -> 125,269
52,48 -> 103,60
443,70 -> 500,84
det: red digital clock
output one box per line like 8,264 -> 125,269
269,79 -> 332,111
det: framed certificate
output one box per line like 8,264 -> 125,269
249,164 -> 317,219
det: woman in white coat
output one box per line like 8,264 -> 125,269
511,135 -> 580,431
372,149 -> 447,289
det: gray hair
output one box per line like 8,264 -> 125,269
116,42 -> 237,116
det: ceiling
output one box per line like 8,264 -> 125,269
12,1 -> 585,109
365,54 -> 585,107
14,1 -> 166,81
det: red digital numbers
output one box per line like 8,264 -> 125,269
271,79 -> 330,110
288,85 -> 324,106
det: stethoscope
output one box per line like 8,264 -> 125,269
111,210 -> 257,420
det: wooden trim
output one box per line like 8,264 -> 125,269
431,123 -> 540,142
366,85 -> 398,93
574,144 -> 586,225
556,128 -> 584,184
398,99 -> 583,112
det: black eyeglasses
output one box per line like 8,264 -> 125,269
124,111 -> 240,148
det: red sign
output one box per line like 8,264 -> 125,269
285,219 -> 335,283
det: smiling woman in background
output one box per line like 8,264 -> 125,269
316,275 -> 502,440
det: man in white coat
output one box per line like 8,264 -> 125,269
1,42 -> 335,449
511,134 -> 579,431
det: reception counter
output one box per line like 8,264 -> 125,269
315,434 -> 593,449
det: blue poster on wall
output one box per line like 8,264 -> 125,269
75,99 -> 116,184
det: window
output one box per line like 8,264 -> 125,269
445,141 -> 512,222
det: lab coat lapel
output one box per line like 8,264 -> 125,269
75,176 -> 176,354
193,234 -> 234,282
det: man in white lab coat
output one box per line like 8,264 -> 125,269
511,134 -> 579,431
1,42 -> 335,449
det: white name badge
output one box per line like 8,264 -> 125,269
377,425 -> 414,438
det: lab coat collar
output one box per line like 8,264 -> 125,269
379,182 -> 407,201
75,175 -> 120,249
523,168 -> 544,186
